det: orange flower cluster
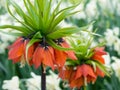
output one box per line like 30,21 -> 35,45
59,47 -> 107,88
8,37 -> 77,70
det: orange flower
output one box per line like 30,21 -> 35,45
91,47 -> 107,77
59,64 -> 96,88
8,37 -> 77,70
91,47 -> 107,64
33,45 -> 55,70
8,37 -> 34,65
54,38 -> 77,67
58,38 -> 77,60
32,39 -> 77,70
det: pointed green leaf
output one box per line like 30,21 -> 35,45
0,30 -> 23,36
0,25 -> 29,34
47,27 -> 80,39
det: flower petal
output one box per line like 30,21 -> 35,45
54,49 -> 67,67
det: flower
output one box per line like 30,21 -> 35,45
59,46 -> 108,89
26,72 -> 41,90
1,0 -> 79,71
111,56 -> 120,80
8,37 -> 77,70
8,37 -> 34,66
59,64 -> 96,88
46,70 -> 61,90
91,47 -> 107,64
91,47 -> 107,77
2,76 -> 20,90
33,44 -> 55,70
32,38 -> 77,70
54,39 -> 77,68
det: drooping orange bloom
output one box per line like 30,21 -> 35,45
33,45 -> 55,70
33,39 -> 77,70
91,47 -> 107,77
59,64 -> 96,88
91,47 -> 107,64
8,37 -> 34,65
54,38 -> 77,67
60,39 -> 77,60
8,37 -> 77,70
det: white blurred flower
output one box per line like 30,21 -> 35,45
102,53 -> 111,65
104,28 -> 116,46
113,27 -> 120,36
104,27 -> 120,55
0,14 -> 13,25
26,72 -> 41,90
46,70 -> 61,90
2,76 -> 20,90
114,38 -> 120,55
85,0 -> 98,19
98,0 -> 114,14
111,56 -> 120,79
26,71 -> 61,90
73,4 -> 86,19
0,32 -> 15,53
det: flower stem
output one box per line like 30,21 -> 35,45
41,65 -> 46,90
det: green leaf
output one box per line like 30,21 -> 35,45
6,1 -> 34,32
49,10 -> 80,31
0,30 -> 23,36
47,2 -> 80,32
47,27 -> 80,39
0,25 -> 29,34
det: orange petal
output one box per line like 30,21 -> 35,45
33,46 -> 43,68
8,41 -> 24,59
95,67 -> 105,77
70,77 -> 84,88
42,46 -> 55,70
94,47 -> 107,56
8,37 -> 23,49
54,49 -> 67,67
60,40 -> 77,60
11,56 -> 21,63
66,50 -> 77,60
92,55 -> 105,64
60,40 -> 70,48
76,64 -> 96,79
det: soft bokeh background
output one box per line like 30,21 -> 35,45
0,0 -> 120,90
